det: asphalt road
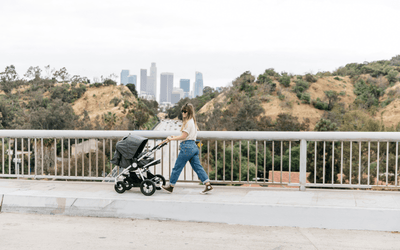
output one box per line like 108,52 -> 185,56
1,213 -> 399,250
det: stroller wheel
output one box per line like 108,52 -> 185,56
152,174 -> 166,190
123,179 -> 133,190
114,181 -> 126,194
140,180 -> 156,196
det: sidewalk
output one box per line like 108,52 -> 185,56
1,179 -> 400,231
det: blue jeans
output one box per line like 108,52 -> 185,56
169,140 -> 210,185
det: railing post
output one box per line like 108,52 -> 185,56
299,139 -> 307,191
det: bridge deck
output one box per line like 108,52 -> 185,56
1,179 -> 399,231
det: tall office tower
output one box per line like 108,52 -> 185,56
149,62 -> 157,98
171,88 -> 184,104
120,70 -> 129,85
140,69 -> 147,94
160,73 -> 174,103
180,79 -> 190,98
194,71 -> 203,97
127,75 -> 137,87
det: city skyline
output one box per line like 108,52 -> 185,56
121,64 -> 205,103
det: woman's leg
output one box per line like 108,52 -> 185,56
189,147 -> 210,184
169,146 -> 191,185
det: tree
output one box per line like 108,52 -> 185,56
126,83 -> 138,98
0,65 -> 18,82
233,97 -> 264,131
24,66 -> 42,80
274,113 -> 309,131
324,90 -> 340,111
53,67 -> 70,82
306,118 -> 341,184
27,98 -> 78,130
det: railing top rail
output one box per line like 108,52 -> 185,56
1,130 -> 400,141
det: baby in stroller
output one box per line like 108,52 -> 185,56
110,134 -> 167,196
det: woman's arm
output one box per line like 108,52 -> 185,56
161,132 -> 188,144
169,132 -> 188,141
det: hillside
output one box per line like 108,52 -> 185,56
375,81 -> 400,127
195,56 -> 400,131
72,85 -> 137,122
0,74 -> 157,130
198,75 -> 357,129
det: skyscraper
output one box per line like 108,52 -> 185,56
160,73 -> 174,103
140,69 -> 147,94
120,70 -> 129,85
127,75 -> 137,87
171,88 -> 184,104
194,71 -> 203,97
149,62 -> 157,98
180,79 -> 190,98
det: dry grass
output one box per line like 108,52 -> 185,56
72,85 -> 137,125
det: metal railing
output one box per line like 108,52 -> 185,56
0,130 -> 399,191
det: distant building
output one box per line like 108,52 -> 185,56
180,79 -> 190,98
149,62 -> 157,98
140,69 -> 147,94
171,88 -> 184,104
127,75 -> 137,88
139,93 -> 156,101
194,71 -> 203,97
160,72 -> 174,103
120,70 -> 129,85
159,102 -> 173,112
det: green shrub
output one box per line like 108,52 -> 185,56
264,68 -> 279,77
305,73 -> 317,83
293,79 -> 310,99
334,76 -> 342,81
353,79 -> 385,108
278,94 -> 285,101
110,97 -> 121,107
278,74 -> 291,87
312,98 -> 329,110
386,70 -> 399,84
381,98 -> 394,108
299,92 -> 310,104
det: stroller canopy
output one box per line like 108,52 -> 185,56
116,134 -> 148,160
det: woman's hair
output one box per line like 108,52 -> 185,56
181,103 -> 198,131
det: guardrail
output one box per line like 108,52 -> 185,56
0,130 -> 399,191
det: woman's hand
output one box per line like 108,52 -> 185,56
161,137 -> 173,144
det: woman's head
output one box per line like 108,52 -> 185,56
180,103 -> 198,131
181,103 -> 195,121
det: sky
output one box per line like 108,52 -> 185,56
1,0 -> 400,100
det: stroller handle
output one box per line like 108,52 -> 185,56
150,141 -> 168,152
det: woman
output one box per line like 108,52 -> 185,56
161,103 -> 213,194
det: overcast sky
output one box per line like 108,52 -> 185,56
1,0 -> 399,97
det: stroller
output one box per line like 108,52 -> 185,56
110,134 -> 168,196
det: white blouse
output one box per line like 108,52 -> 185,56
182,118 -> 197,141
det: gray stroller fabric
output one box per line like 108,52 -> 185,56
110,135 -> 148,168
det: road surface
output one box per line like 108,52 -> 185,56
1,213 -> 399,250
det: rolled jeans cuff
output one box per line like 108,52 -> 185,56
202,179 -> 210,184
